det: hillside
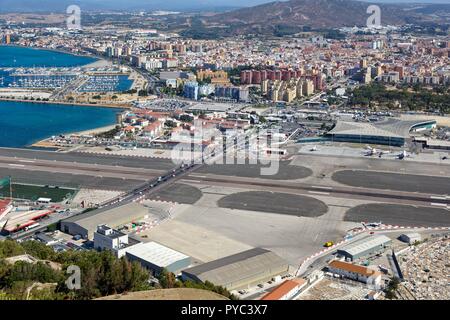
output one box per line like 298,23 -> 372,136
96,288 -> 229,300
198,0 -> 450,35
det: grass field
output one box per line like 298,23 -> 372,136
0,184 -> 77,202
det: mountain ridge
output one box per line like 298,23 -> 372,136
202,0 -> 450,34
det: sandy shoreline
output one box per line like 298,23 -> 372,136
30,124 -> 118,149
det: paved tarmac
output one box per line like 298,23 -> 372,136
198,160 -> 312,180
0,168 -> 142,191
345,203 -> 450,227
148,183 -> 203,204
217,191 -> 328,217
0,147 -> 175,171
332,170 -> 450,195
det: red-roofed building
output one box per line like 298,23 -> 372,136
143,121 -> 163,138
260,278 -> 307,300
328,260 -> 382,286
0,199 -> 12,221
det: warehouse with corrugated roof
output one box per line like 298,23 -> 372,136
337,235 -> 392,261
181,248 -> 290,291
125,241 -> 191,275
60,202 -> 148,239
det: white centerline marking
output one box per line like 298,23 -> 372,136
312,186 -> 333,190
308,191 -> 330,195
430,203 -> 447,207
430,196 -> 446,200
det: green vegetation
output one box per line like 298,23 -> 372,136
324,30 -> 346,40
273,24 -> 304,37
349,83 -> 450,113
122,89 -> 137,94
0,183 -> 76,202
0,240 -> 234,300
385,277 -> 401,300
95,125 -> 121,139
138,90 -> 148,97
0,240 -> 150,300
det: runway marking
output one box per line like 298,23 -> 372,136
18,160 -> 35,163
312,186 -> 333,190
430,202 -> 447,207
308,191 -> 330,195
430,196 -> 446,200
181,179 -> 201,183
8,164 -> 25,167
189,174 -> 206,178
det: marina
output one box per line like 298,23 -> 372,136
0,68 -> 133,92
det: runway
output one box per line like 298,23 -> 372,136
183,174 -> 450,207
0,147 -> 175,171
333,170 -> 450,195
217,191 -> 328,217
0,167 -> 143,191
1,150 -> 449,209
345,203 -> 450,227
197,161 -> 313,180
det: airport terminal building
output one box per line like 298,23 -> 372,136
327,118 -> 437,146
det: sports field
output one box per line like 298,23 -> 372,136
0,183 -> 77,202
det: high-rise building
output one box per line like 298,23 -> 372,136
183,81 -> 199,100
394,66 -> 405,79
303,80 -> 314,96
360,59 -> 368,69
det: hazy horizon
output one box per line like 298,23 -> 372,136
0,0 -> 449,13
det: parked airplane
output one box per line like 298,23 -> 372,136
364,146 -> 390,157
310,145 -> 318,152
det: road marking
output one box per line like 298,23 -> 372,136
430,203 -> 447,207
181,179 -> 201,183
308,191 -> 330,195
430,196 -> 446,200
8,164 -> 25,167
189,174 -> 206,178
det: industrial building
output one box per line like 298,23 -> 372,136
399,233 -> 421,244
93,225 -> 140,258
327,260 -> 382,286
60,202 -> 148,239
125,241 -> 191,275
337,235 -> 392,261
327,118 -> 436,146
181,248 -> 290,291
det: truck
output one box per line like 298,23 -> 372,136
24,223 -> 40,231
